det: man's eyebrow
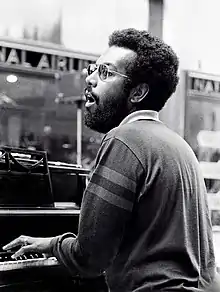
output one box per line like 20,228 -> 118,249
96,62 -> 117,69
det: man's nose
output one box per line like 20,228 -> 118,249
85,72 -> 98,87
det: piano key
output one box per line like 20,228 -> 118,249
0,256 -> 59,271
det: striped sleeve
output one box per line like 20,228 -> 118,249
87,164 -> 136,212
51,136 -> 145,277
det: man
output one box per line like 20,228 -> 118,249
3,28 -> 218,291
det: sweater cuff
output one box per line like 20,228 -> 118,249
49,232 -> 76,257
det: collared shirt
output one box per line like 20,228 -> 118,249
119,110 -> 160,126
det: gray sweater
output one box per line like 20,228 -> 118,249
50,118 -> 216,292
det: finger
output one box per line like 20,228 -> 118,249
3,235 -> 30,250
3,239 -> 22,250
11,245 -> 35,259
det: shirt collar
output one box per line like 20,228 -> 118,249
119,110 -> 160,126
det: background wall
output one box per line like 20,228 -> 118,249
0,0 -> 149,55
160,0 -> 220,136
61,0 -> 149,54
163,0 -> 220,75
0,0 -> 62,43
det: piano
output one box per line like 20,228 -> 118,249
0,147 -> 108,291
0,250 -> 107,291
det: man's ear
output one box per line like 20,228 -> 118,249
130,83 -> 149,104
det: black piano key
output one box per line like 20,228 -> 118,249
0,251 -> 45,262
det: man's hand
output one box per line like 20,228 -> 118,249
2,235 -> 54,259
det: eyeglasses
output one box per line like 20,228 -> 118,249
86,63 -> 129,81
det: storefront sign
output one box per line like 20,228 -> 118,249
188,72 -> 220,98
0,46 -> 84,72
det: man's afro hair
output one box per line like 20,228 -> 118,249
108,28 -> 179,111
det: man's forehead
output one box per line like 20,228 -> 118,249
97,46 -> 136,69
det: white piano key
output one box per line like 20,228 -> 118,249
0,256 -> 59,271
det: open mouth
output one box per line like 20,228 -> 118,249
84,89 -> 97,108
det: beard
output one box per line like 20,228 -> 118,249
84,85 -> 130,134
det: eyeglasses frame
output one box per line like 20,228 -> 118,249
87,63 -> 130,81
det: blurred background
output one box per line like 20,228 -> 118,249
0,0 -> 220,168
1,0 -> 220,259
